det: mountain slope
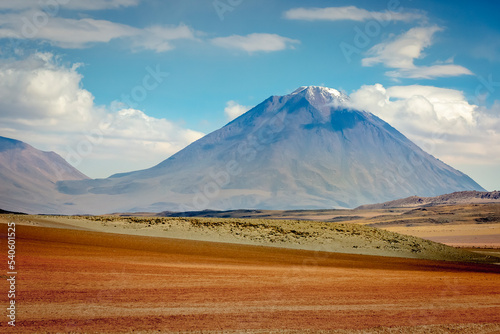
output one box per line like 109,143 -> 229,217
0,136 -> 89,213
57,86 -> 484,214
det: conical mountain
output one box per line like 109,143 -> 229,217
58,86 -> 484,214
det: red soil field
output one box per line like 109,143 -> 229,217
1,223 -> 499,333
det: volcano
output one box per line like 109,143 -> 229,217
55,86 -> 484,214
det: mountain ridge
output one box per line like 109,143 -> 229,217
0,136 -> 89,214
356,190 -> 500,210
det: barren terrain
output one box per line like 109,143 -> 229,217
0,213 -> 499,333
360,204 -> 500,249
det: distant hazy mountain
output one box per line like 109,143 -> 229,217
57,86 -> 484,214
0,136 -> 88,213
357,190 -> 500,209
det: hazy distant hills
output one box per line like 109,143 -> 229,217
356,190 -> 500,210
0,136 -> 88,214
54,86 -> 484,214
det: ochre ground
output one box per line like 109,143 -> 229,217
1,223 -> 499,333
385,223 -> 500,248
369,204 -> 500,249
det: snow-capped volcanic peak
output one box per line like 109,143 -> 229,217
294,86 -> 347,103
291,86 -> 349,114
292,85 -> 342,97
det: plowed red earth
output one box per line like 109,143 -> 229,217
1,224 -> 499,333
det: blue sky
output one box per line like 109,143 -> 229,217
0,0 -> 499,191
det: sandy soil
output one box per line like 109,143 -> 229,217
383,223 -> 500,248
1,221 -> 500,333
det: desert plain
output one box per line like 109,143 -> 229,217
1,204 -> 499,333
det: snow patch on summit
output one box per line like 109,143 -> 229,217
291,86 -> 349,116
292,85 -> 342,97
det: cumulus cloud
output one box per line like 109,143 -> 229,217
0,53 -> 94,121
362,26 -> 473,79
211,33 -> 300,53
0,53 -> 204,177
348,84 -> 500,172
0,11 -> 198,52
284,6 -> 425,22
224,101 -> 251,121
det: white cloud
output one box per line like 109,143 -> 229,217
362,26 -> 473,79
363,26 -> 441,68
386,65 -> 474,79
284,6 -> 425,22
224,101 -> 251,121
0,53 -> 204,178
348,84 -> 500,172
0,7 -> 285,55
0,11 -> 197,52
0,0 -> 140,11
211,33 -> 300,53
0,53 -> 93,120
